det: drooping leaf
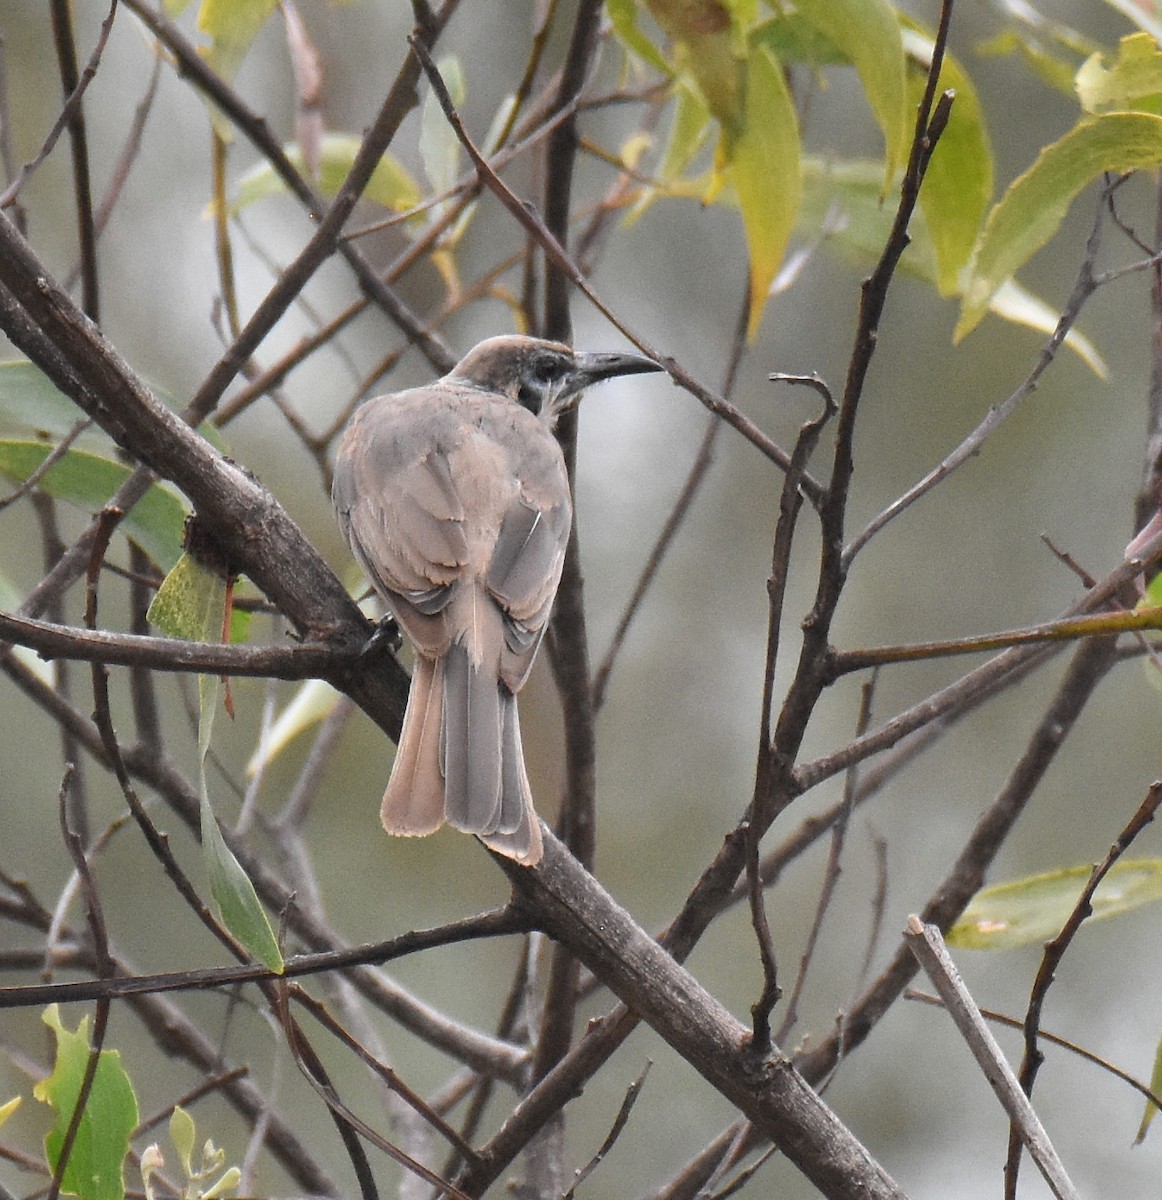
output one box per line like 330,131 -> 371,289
197,673 -> 284,974
0,440 -> 188,571
902,23 -> 994,295
34,1006 -> 139,1200
948,859 -> 1162,949
958,112 -> 1162,339
230,134 -> 422,216
729,44 -> 800,339
1076,32 -> 1162,115
147,552 -> 226,643
792,0 -> 909,186
199,764 -> 284,972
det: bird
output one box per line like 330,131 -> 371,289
332,335 -> 661,864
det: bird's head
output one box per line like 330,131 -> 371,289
447,335 -> 661,424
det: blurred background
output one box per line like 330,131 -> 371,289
1,1 -> 1161,1197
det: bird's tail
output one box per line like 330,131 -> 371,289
443,641 -> 543,864
381,655 -> 446,837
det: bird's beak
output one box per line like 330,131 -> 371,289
561,350 -> 663,404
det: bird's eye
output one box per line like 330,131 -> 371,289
530,354 -> 564,384
517,353 -> 567,411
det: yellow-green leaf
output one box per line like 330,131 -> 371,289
1135,1033 -> 1162,1142
729,44 -> 800,340
1076,33 -> 1162,116
0,360 -> 99,441
0,440 -> 188,571
0,1096 -> 20,1127
751,11 -> 850,66
169,1106 -> 197,1176
958,112 -> 1162,340
34,1006 -> 139,1200
197,0 -> 278,82
792,0 -> 908,186
230,134 -> 422,215
903,23 -> 994,294
645,0 -> 745,133
147,552 -> 225,643
608,0 -> 673,75
948,859 -> 1162,949
199,776 -> 284,973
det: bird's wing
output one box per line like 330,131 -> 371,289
484,426 -> 573,692
333,393 -> 470,656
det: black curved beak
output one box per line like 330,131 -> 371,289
562,350 -> 663,403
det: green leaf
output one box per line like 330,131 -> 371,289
958,112 -> 1162,339
902,23 -> 994,294
199,773 -> 284,973
169,1106 -> 196,1177
645,0 -> 745,133
791,0 -> 909,186
1135,1032 -> 1162,1142
197,0 -> 278,82
147,552 -> 225,642
34,1006 -> 139,1200
0,360 -> 99,441
149,556 -> 282,972
751,11 -> 851,66
729,44 -> 800,340
948,859 -> 1162,949
608,0 -> 673,76
196,667 -> 283,973
0,440 -> 188,571
1076,33 -> 1162,115
230,134 -> 422,215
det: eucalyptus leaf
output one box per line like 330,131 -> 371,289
0,440 -> 188,571
948,859 -> 1162,949
793,0 -> 909,185
959,112 -> 1162,339
231,134 -> 422,216
729,44 -> 800,340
